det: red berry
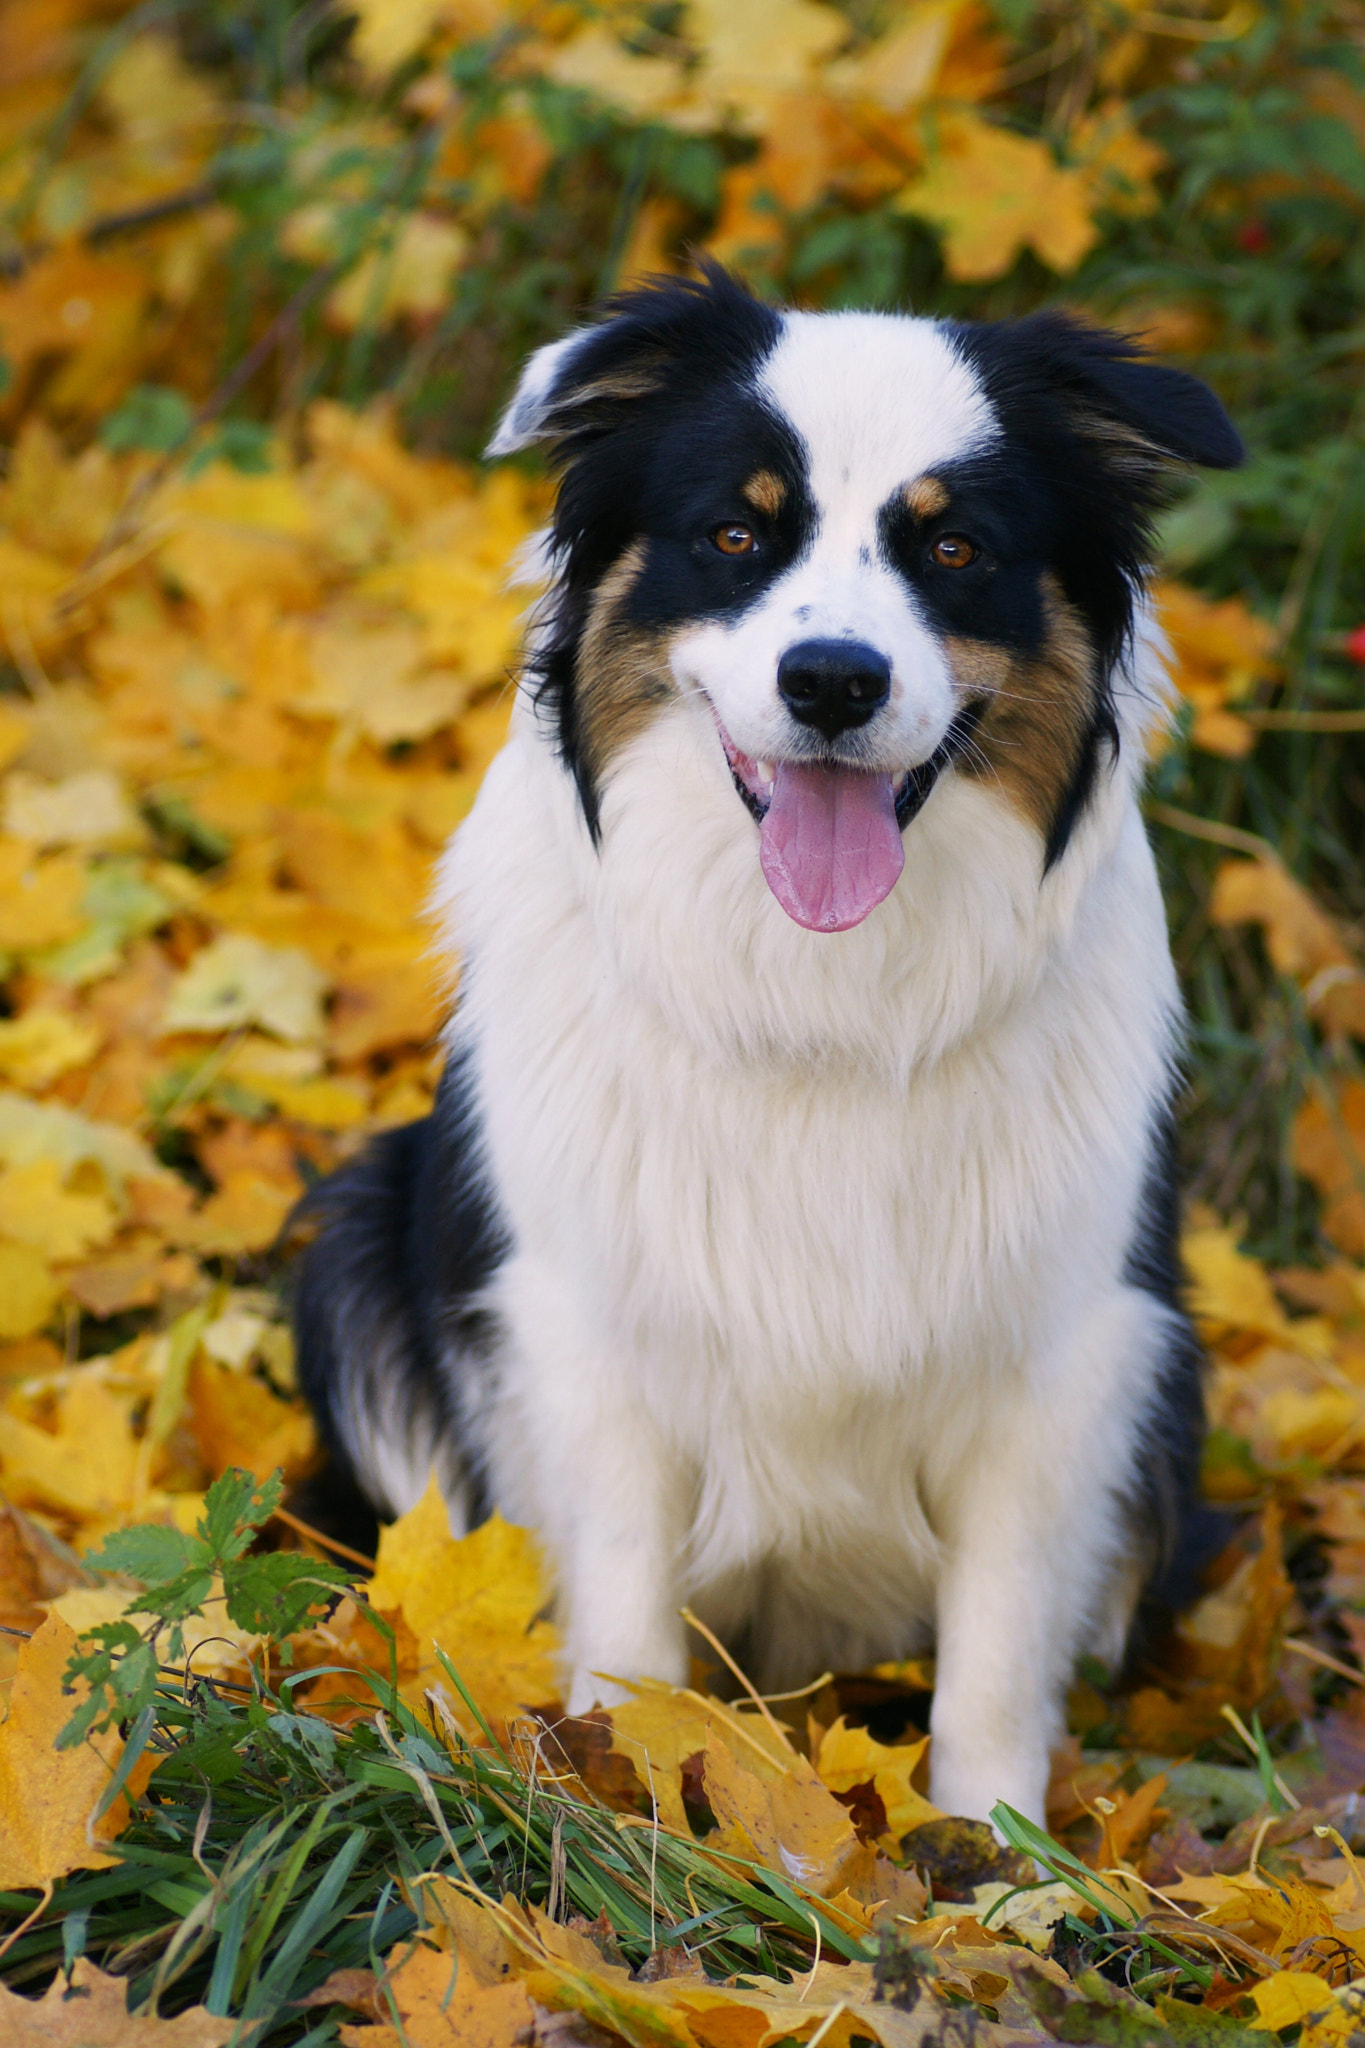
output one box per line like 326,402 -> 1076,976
1344,624 -> 1365,664
1236,218 -> 1271,253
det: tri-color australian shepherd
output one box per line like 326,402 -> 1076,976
293,264 -> 1242,1827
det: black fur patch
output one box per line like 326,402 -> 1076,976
946,312 -> 1240,678
1122,1101 -> 1224,1614
905,314 -> 1241,867
523,267 -> 807,838
290,1051 -> 507,1530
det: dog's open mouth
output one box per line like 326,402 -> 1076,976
718,706 -> 984,935
718,725 -> 949,934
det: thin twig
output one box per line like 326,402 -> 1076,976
271,1505 -> 375,1571
1145,801 -> 1278,862
679,1606 -> 797,1757
0,1883 -> 54,1964
1284,1636 -> 1365,1687
1240,709 -> 1365,732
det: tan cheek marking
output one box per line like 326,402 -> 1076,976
742,470 -> 785,518
575,541 -> 677,792
948,576 -> 1099,844
903,475 -> 949,520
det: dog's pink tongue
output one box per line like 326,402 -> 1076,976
759,762 -> 904,932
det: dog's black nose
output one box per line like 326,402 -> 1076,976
777,639 -> 891,740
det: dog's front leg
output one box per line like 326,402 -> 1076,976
927,1296 -> 1155,1826
557,1425 -> 691,1715
497,1272 -> 690,1715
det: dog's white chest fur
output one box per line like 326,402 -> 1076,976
435,686 -> 1181,1808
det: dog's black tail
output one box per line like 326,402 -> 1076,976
287,1055 -> 505,1543
1124,1102 -> 1236,1653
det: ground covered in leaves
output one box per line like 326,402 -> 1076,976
3,0 -> 1365,2040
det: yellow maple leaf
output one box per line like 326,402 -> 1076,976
188,1353 -> 316,1484
365,1475 -> 560,1736
1294,1083 -> 1365,1261
0,538 -> 69,657
814,1716 -> 941,1850
162,933 -> 329,1044
345,1934 -> 536,2048
702,1732 -> 875,1899
3,768 -> 144,851
828,0 -> 966,109
0,1955 -> 236,2045
294,619 -> 471,744
603,1678 -> 791,1834
0,1089 -> 162,1198
1209,857 -> 1352,984
896,110 -> 1098,279
0,1239 -> 60,1340
1252,1973 -> 1338,2033
0,1009 -> 101,1089
537,28 -> 695,128
0,1371 -> 144,1523
176,1171 -> 299,1257
0,842 -> 88,953
1153,579 -> 1277,756
1070,98 -> 1165,218
0,1613 -> 152,1889
98,31 -> 221,147
0,1157 -> 118,1262
686,0 -> 848,122
1182,1222 -> 1304,1350
327,213 -> 469,331
348,0 -> 515,76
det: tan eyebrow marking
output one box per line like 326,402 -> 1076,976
742,470 -> 785,517
903,475 -> 949,519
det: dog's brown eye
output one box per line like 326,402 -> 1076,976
712,523 -> 755,556
930,534 -> 978,569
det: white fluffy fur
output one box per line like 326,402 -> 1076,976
414,311 -> 1186,1826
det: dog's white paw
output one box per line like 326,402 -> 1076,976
564,1667 -> 638,1716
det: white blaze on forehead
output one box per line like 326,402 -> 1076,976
757,312 -> 997,513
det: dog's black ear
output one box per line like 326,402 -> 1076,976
486,262 -> 778,459
993,311 -> 1243,471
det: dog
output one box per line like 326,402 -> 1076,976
292,265 -> 1241,1826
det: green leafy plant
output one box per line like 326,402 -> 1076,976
58,1469 -> 352,1749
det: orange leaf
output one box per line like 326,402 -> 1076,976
0,1956 -> 235,2045
0,1614 -> 155,1889
188,1354 -> 317,1484
1294,1082 -> 1365,1259
341,1937 -> 535,2048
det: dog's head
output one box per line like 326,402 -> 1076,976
492,265 -> 1240,934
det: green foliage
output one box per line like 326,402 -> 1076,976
59,1470 -> 352,1748
99,383 -> 195,455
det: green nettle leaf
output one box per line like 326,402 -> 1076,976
58,1624 -> 152,1748
202,1468 -> 285,1560
127,1565 -> 218,1625
224,1554 -> 352,1648
59,1469 -> 355,1743
85,1524 -> 201,1586
186,418 -> 275,476
98,383 -> 195,454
